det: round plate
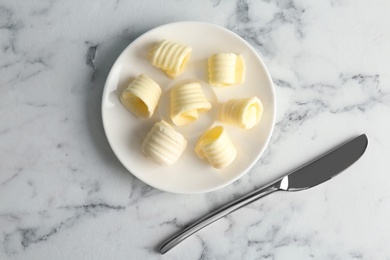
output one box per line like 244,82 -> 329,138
102,21 -> 276,194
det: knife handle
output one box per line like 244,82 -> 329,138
159,181 -> 282,254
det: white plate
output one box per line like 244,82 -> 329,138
102,22 -> 276,194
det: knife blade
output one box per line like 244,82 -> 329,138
159,134 -> 368,254
283,133 -> 368,191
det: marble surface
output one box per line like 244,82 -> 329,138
1,0 -> 390,259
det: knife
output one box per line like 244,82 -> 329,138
159,134 -> 368,254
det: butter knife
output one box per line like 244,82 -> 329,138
159,134 -> 368,254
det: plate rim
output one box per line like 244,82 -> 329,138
101,21 -> 276,194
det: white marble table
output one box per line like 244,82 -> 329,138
1,0 -> 390,259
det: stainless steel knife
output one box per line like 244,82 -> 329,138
159,134 -> 368,254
